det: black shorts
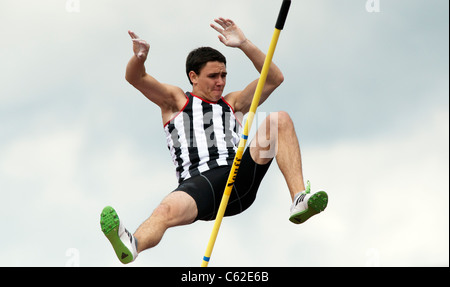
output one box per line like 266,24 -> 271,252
174,148 -> 273,221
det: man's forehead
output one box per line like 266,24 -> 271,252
203,61 -> 227,72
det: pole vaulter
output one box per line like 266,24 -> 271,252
101,0 -> 328,266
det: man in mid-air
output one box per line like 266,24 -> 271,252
100,17 -> 328,264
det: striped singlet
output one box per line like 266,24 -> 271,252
164,92 -> 242,183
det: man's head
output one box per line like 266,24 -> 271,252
186,47 -> 227,101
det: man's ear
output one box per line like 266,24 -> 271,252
189,71 -> 198,85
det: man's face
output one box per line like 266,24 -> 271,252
190,61 -> 227,102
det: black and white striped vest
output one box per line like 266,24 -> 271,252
164,92 -> 242,183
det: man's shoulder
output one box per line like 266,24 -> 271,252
160,85 -> 189,124
161,85 -> 187,106
223,91 -> 240,111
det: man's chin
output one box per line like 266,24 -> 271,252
213,91 -> 223,99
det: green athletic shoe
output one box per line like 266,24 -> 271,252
289,181 -> 328,224
100,206 -> 138,264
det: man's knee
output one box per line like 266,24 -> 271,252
152,192 -> 198,227
275,111 -> 294,131
264,111 -> 294,138
152,203 -> 172,221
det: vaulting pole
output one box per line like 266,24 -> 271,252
201,0 -> 292,267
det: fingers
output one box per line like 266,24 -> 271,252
210,23 -> 224,34
210,18 -> 235,33
128,30 -> 149,47
215,17 -> 234,29
218,35 -> 227,45
132,39 -> 150,51
128,30 -> 140,40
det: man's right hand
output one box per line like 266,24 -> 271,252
128,30 -> 150,61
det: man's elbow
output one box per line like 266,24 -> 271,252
125,73 -> 140,86
278,73 -> 285,86
125,73 -> 132,84
273,72 -> 284,88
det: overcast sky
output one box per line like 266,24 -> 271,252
0,0 -> 448,267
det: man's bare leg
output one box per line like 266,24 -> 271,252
250,111 -> 328,224
101,191 -> 197,264
133,191 -> 198,253
250,111 -> 305,200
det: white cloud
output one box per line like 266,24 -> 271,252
289,107 -> 448,266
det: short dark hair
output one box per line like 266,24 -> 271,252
186,47 -> 227,85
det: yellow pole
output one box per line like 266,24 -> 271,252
201,0 -> 291,267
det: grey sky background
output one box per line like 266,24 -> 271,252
0,0 -> 448,266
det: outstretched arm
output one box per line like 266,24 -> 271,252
211,18 -> 284,114
125,31 -> 185,115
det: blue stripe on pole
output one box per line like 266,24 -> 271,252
241,134 -> 248,140
203,256 -> 210,262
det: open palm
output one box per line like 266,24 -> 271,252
210,18 -> 247,48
